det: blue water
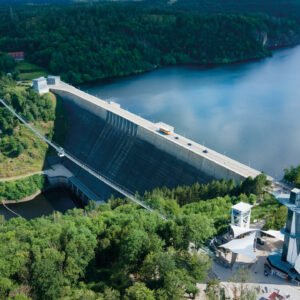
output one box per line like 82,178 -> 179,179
85,46 -> 300,179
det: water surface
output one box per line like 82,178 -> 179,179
0,188 -> 76,220
84,47 -> 300,179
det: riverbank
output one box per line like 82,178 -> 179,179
0,174 -> 46,202
1,189 -> 42,204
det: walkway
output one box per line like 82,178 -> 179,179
0,171 -> 44,182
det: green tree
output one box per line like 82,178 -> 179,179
0,277 -> 14,299
0,53 -> 16,74
124,282 -> 155,300
30,248 -> 65,299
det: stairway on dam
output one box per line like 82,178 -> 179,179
62,100 -> 213,201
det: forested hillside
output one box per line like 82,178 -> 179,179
0,200 -> 211,300
1,0 -> 300,20
0,4 -> 299,84
0,173 -> 284,300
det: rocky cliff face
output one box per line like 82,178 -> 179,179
265,29 -> 300,49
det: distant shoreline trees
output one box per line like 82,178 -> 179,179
0,5 -> 299,84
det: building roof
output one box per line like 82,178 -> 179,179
7,52 -> 24,56
33,77 -> 46,82
262,230 -> 284,241
230,224 -> 257,238
292,188 -> 300,194
219,232 -> 256,260
231,202 -> 252,212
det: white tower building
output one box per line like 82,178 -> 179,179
281,188 -> 300,265
231,202 -> 252,229
32,77 -> 49,94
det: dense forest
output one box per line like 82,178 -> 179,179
140,174 -> 287,233
0,173 -> 281,300
0,4 -> 299,84
1,1 -> 300,20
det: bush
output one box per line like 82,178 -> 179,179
0,175 -> 46,201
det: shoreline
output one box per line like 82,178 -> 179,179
0,189 -> 43,204
79,44 -> 300,88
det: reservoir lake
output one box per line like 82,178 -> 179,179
84,46 -> 300,180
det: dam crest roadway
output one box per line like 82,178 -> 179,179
50,78 -> 267,182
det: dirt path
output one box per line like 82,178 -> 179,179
0,171 -> 44,182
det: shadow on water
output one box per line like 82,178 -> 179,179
0,188 -> 78,220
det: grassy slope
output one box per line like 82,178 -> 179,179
15,61 -> 49,81
0,89 -> 64,178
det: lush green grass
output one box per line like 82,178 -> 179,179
15,61 -> 49,81
0,78 -> 66,178
0,174 -> 46,201
0,124 -> 50,178
19,71 -> 49,81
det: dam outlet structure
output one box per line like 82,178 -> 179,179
43,77 -> 267,201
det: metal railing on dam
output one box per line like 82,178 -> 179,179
50,80 -> 272,182
0,98 -> 168,221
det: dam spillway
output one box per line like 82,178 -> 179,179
49,80 -> 265,201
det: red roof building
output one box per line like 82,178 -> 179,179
7,52 -> 24,61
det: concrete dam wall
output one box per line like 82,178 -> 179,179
50,81 -> 263,201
